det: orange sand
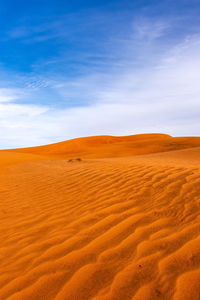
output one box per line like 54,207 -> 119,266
0,133 -> 200,299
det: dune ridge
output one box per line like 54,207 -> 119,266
6,133 -> 200,158
0,134 -> 200,299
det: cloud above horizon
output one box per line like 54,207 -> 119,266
0,0 -> 200,148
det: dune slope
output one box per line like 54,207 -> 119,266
7,133 -> 200,158
0,134 -> 200,300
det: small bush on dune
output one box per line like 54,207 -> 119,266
67,158 -> 82,162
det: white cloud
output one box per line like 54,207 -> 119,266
0,88 -> 20,102
0,25 -> 200,148
132,18 -> 169,41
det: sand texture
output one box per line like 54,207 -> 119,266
0,134 -> 200,299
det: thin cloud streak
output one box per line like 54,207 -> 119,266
0,17 -> 200,148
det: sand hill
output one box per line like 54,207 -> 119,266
7,133 -> 200,158
0,133 -> 200,299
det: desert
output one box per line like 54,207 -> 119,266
0,133 -> 200,299
1,0 -> 200,298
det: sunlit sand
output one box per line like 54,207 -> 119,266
0,133 -> 200,299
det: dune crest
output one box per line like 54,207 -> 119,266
6,133 -> 200,158
0,134 -> 200,299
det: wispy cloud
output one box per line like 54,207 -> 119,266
132,18 -> 169,40
0,88 -> 20,102
0,9 -> 200,148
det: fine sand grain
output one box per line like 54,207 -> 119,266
0,134 -> 200,299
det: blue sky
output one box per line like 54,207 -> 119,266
0,0 -> 200,148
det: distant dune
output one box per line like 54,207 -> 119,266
0,133 -> 200,299
6,133 -> 200,158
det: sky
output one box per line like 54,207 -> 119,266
0,0 -> 200,148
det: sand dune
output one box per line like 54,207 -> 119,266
0,134 -> 200,299
7,133 -> 200,158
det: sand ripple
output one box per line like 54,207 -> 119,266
0,145 -> 200,299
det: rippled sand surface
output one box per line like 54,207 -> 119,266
0,134 -> 200,299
